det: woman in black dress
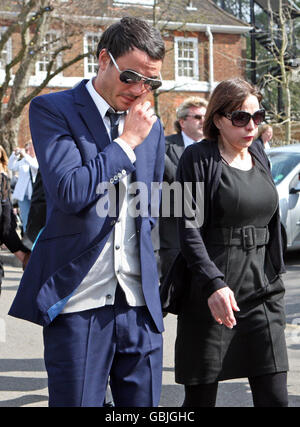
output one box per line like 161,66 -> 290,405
175,78 -> 289,407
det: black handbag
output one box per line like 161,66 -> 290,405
159,251 -> 189,315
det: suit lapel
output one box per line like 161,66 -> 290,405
133,142 -> 148,184
172,143 -> 185,161
73,80 -> 111,152
171,134 -> 185,162
131,139 -> 149,231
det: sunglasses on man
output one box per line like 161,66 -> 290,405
220,109 -> 265,127
108,51 -> 162,91
186,114 -> 205,121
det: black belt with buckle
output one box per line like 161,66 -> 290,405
207,225 -> 270,250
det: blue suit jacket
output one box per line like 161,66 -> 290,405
9,80 -> 165,333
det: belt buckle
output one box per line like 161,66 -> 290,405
241,225 -> 256,250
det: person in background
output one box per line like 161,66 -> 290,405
8,141 -> 38,232
0,145 -> 31,293
256,124 -> 273,149
171,96 -> 208,149
159,97 -> 208,285
9,16 -> 165,407
21,170 -> 46,250
174,78 -> 288,407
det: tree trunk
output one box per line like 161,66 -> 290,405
0,117 -> 22,155
284,77 -> 291,143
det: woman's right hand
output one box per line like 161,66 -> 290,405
207,287 -> 240,329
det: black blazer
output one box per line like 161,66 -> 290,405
0,173 -> 29,254
25,170 -> 46,244
176,138 -> 285,299
159,133 -> 185,249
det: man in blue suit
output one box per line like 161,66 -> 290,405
9,17 -> 165,407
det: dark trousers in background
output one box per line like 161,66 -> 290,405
43,285 -> 163,407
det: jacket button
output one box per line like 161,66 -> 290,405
115,245 -> 120,250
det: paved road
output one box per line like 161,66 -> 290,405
0,251 -> 299,407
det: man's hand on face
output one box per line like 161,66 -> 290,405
120,92 -> 157,150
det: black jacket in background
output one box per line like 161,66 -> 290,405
26,170 -> 46,244
159,133 -> 185,250
0,173 -> 29,254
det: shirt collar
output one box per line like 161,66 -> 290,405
181,131 -> 198,148
86,78 -> 122,119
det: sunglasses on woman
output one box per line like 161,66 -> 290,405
108,51 -> 162,91
220,109 -> 265,127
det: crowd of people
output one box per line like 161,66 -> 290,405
3,16 -> 288,408
8,141 -> 38,233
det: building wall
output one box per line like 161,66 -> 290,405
158,32 -> 246,135
213,33 -> 246,81
1,24 -> 246,145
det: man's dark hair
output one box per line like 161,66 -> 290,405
96,16 -> 165,61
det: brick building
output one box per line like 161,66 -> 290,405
0,0 -> 250,145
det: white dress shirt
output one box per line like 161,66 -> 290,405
62,78 -> 145,313
181,131 -> 198,149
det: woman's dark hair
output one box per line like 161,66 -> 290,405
0,145 -> 8,173
96,16 -> 165,61
203,78 -> 262,141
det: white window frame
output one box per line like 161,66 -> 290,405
174,36 -> 199,82
113,0 -> 154,6
186,1 -> 197,10
83,32 -> 101,78
0,27 -> 12,72
35,30 -> 62,78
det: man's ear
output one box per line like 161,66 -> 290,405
178,118 -> 185,131
98,49 -> 110,71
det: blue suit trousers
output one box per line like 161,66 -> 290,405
43,285 -> 163,407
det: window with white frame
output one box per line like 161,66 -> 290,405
0,27 -> 12,71
36,31 -> 61,76
175,37 -> 198,80
186,1 -> 197,10
84,33 -> 100,77
113,1 -> 154,5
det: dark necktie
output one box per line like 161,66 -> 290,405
106,109 -> 122,141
